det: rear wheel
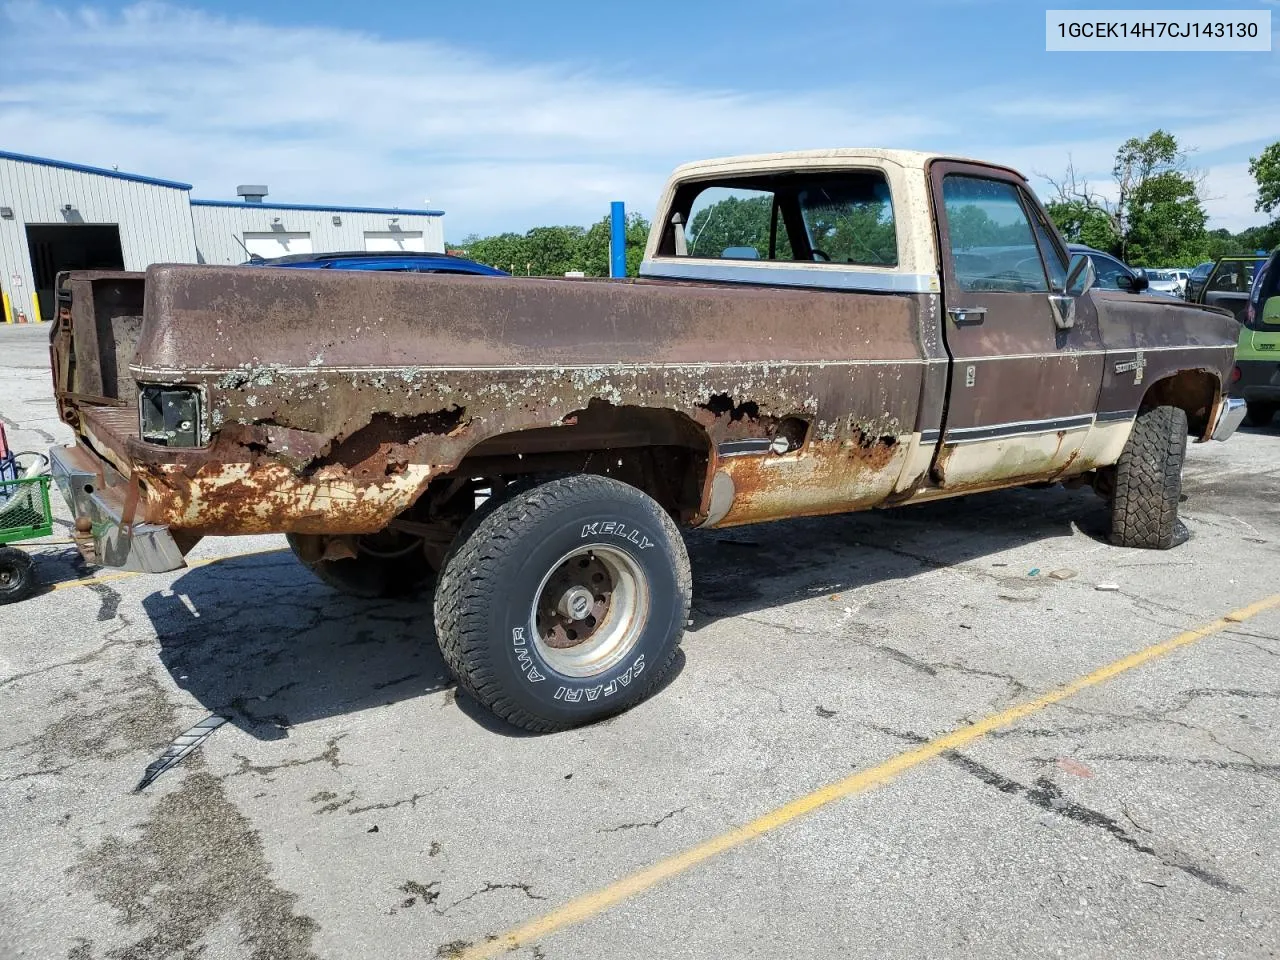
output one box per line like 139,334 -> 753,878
288,530 -> 437,598
0,546 -> 37,604
434,474 -> 691,732
1244,402 -> 1278,428
1109,405 -> 1187,550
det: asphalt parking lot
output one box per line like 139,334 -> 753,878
1,321 -> 1278,960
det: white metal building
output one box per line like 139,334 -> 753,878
0,151 -> 196,323
0,150 -> 445,323
190,197 -> 445,265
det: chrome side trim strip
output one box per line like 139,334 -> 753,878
944,414 -> 1095,445
717,439 -> 774,458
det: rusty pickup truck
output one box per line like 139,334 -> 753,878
48,149 -> 1246,731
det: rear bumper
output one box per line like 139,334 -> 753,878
48,443 -> 187,573
1210,397 -> 1247,442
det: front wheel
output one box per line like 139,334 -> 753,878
1109,405 -> 1188,550
434,475 -> 691,732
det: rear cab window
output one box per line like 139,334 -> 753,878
672,170 -> 898,267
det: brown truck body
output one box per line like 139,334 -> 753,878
48,149 -> 1243,573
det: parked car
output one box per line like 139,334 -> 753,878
1185,261 -> 1215,302
1229,249 -> 1280,427
1140,268 -> 1184,296
1065,245 -> 1177,298
48,149 -> 1245,732
1193,255 -> 1268,322
248,250 -> 509,276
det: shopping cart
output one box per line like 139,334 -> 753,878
0,422 -> 54,604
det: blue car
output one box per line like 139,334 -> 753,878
1067,244 -> 1178,299
249,250 -> 509,276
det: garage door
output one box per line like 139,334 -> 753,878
364,231 -> 426,252
243,232 -> 312,259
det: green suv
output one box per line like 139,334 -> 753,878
1231,250 -> 1280,427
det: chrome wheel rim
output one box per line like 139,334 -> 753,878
530,543 -> 649,678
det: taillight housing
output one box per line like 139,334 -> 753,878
1231,365 -> 1242,383
139,385 -> 204,447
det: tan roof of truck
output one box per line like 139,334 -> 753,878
671,148 -> 1022,180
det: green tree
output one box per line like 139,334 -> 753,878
1234,222 -> 1280,255
1249,142 -> 1280,216
1042,132 -> 1208,264
1203,228 -> 1244,261
687,195 -> 778,258
452,212 -> 652,277
1124,170 -> 1208,266
1044,198 -> 1119,251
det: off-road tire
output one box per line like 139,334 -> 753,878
0,546 -> 37,604
1244,402 -> 1277,428
1110,405 -> 1188,549
287,533 -> 436,598
434,475 -> 691,733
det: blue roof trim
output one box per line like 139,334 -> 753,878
0,149 -> 192,190
191,199 -> 445,216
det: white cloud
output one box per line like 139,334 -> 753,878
0,2 -> 1273,237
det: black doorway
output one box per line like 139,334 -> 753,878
25,223 -> 125,320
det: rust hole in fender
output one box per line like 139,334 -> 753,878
310,408 -> 467,479
697,393 -> 760,422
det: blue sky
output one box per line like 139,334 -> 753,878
0,0 -> 1276,239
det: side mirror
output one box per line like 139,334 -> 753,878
1065,253 -> 1096,296
1115,272 -> 1148,293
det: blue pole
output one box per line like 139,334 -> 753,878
610,201 -> 626,278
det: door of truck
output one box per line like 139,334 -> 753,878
928,161 -> 1105,488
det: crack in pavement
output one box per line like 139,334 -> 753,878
739,613 -> 1031,701
0,409 -> 55,443
228,736 -> 346,778
597,806 -> 687,833
873,725 -> 1245,894
0,614 -> 137,689
990,689 -> 1278,768
1033,753 -> 1280,780
348,791 -> 433,815
435,881 -> 546,916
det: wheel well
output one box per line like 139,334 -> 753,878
430,402 -> 713,522
1140,370 -> 1219,439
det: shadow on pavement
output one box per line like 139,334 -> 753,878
686,482 -> 1111,627
143,484 -> 1110,739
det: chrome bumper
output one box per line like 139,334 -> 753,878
48,444 -> 187,573
1210,397 -> 1247,442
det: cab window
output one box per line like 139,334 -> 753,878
685,187 -> 787,260
673,170 -> 896,265
1025,193 -> 1067,291
941,176 -> 1047,293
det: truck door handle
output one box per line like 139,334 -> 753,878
948,306 -> 986,325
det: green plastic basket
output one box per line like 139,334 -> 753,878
0,474 -> 54,545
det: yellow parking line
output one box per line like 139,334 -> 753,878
48,546 -> 287,592
461,591 -> 1280,960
